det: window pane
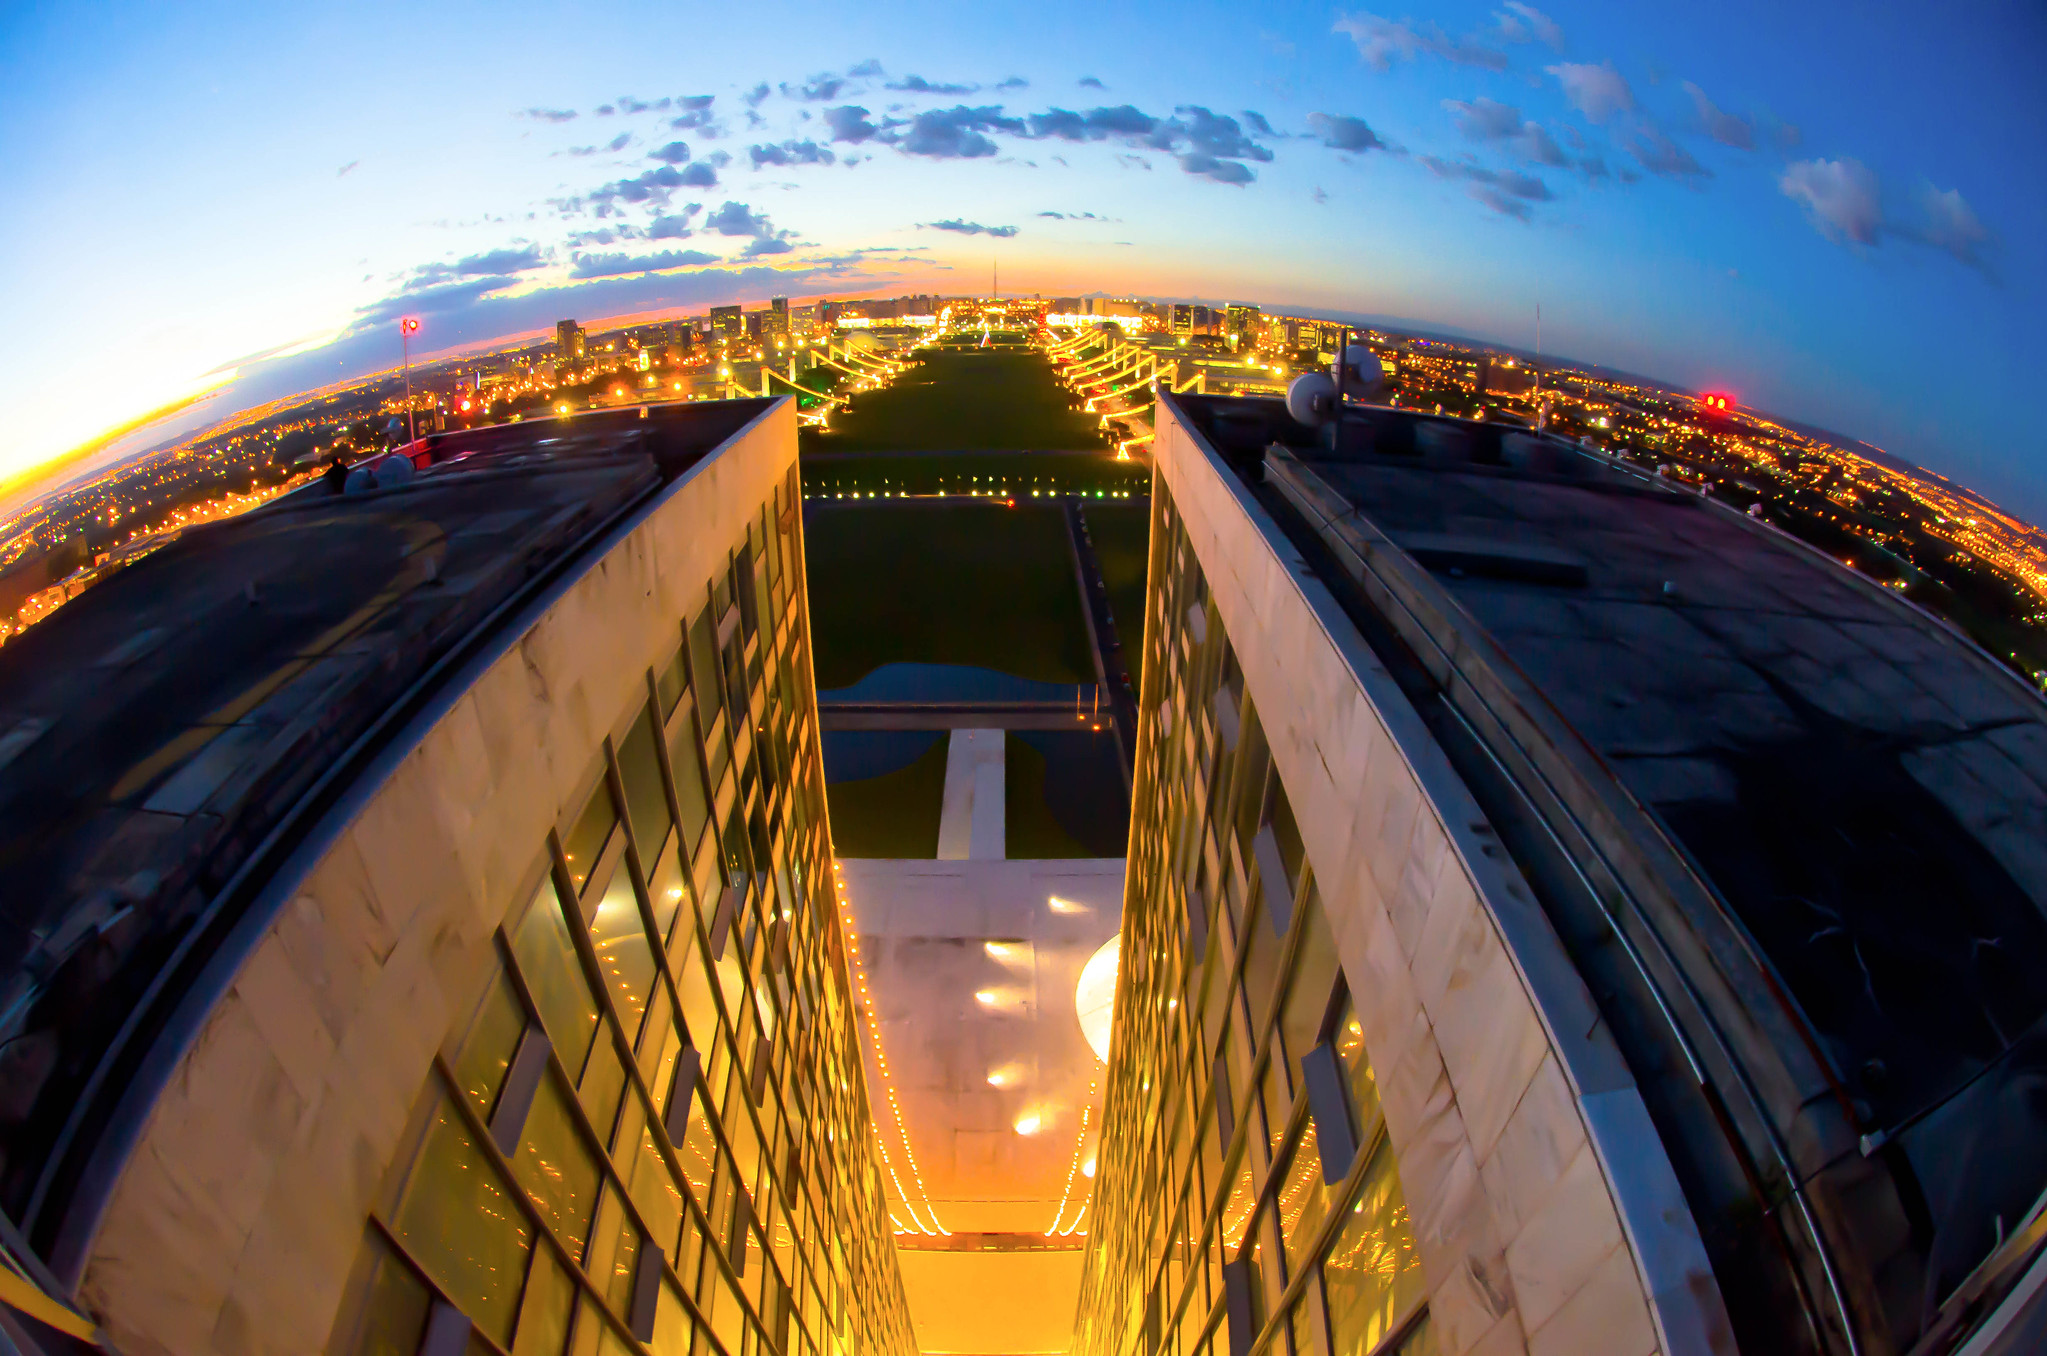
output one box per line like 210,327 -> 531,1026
455,970 -> 529,1120
690,608 -> 723,734
648,834 -> 689,945
1280,891 -> 1340,1088
653,1278 -> 695,1356
668,718 -> 712,861
657,641 -> 689,722
512,880 -> 600,1077
1277,1120 -> 1337,1269
1321,1143 -> 1424,1356
512,1246 -> 577,1356
563,782 -> 619,896
393,1095 -> 533,1346
512,1076 -> 603,1260
1219,1151 -> 1255,1252
344,1230 -> 433,1356
619,708 -> 674,852
629,1124 -> 688,1259
578,1032 -> 628,1142
587,859 -> 657,1043
1332,998 -> 1383,1132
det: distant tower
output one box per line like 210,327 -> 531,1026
555,319 -> 585,364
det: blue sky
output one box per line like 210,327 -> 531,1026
3,0 -> 2042,517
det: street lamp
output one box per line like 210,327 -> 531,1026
400,317 -> 421,444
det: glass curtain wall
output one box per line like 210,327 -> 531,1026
1074,482 -> 1431,1356
330,466 -> 916,1356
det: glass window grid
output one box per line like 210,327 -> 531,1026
1077,482 -> 1426,1356
344,474 -> 915,1356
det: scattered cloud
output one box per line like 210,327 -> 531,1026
522,107 -> 578,123
848,59 -> 884,79
895,105 -> 1027,158
585,161 -> 717,209
1078,76 -> 1106,88
1911,184 -> 1993,270
359,277 -> 520,324
1307,112 -> 1387,154
996,77 -> 1028,91
705,201 -> 770,236
670,96 -> 720,135
888,75 -> 979,95
1242,110 -> 1278,137
1548,62 -> 1634,121
1493,2 -> 1563,49
1333,11 -> 1509,71
742,236 -> 794,257
453,245 -> 548,275
603,132 -> 633,153
1624,124 -> 1708,178
823,105 -> 880,143
1778,160 -> 1992,271
1421,155 -> 1552,218
647,208 -> 701,239
1780,157 -> 1882,245
923,219 -> 1020,236
337,160 -> 358,177
782,73 -> 847,102
1028,105 -> 1159,140
595,104 -> 616,116
742,83 -> 770,108
749,140 -> 836,168
1445,97 -> 1565,165
1682,81 -> 1754,150
1038,210 -> 1108,220
570,249 -> 718,278
617,96 -> 659,114
1023,103 -> 1272,181
651,140 -> 692,164
404,244 -> 550,291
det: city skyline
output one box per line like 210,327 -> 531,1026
4,0 -> 2043,518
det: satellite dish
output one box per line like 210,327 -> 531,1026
1341,344 -> 1390,400
1286,372 -> 1338,427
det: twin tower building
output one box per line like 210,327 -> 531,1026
0,392 -> 2041,1356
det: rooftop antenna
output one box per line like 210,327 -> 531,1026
992,260 -> 998,299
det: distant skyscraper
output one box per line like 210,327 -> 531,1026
1224,303 -> 1260,343
767,296 -> 790,340
710,304 -> 742,345
554,318 -> 585,364
1171,303 -> 1194,336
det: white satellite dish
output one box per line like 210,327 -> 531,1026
1286,371 -> 1338,427
1341,344 -> 1390,400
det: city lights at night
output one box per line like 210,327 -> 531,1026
0,5 -> 2041,1356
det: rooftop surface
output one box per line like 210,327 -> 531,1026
1170,392 -> 2047,1344
0,399 -> 771,1254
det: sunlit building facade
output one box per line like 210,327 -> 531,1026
1074,391 -> 2047,1356
0,400 -> 913,1356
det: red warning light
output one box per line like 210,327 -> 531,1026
402,317 -> 420,334
1700,392 -> 1733,413
458,399 -> 472,412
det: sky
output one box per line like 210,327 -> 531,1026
3,0 -> 2043,517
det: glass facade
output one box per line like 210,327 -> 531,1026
329,467 -> 915,1356
1073,484 -> 1430,1356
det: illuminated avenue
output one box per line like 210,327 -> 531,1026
5,294 -> 2043,691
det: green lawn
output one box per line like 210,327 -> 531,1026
803,349 -> 1107,453
1084,500 -> 1152,686
826,736 -> 947,858
803,501 -> 1094,689
1005,735 -> 1095,858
